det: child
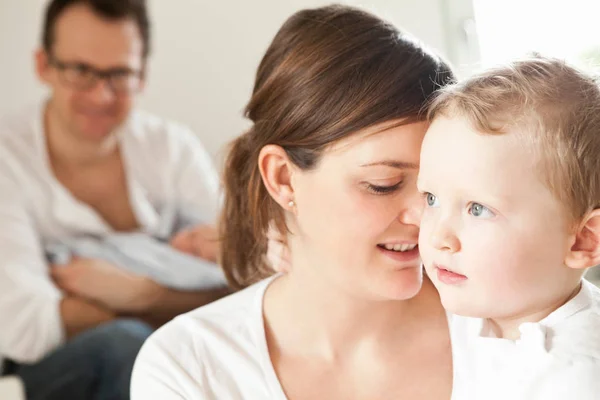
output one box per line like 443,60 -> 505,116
418,56 -> 600,399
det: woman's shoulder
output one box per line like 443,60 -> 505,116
136,277 -> 277,373
131,277 -> 279,399
156,277 -> 273,346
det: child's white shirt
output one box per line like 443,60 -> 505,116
449,279 -> 600,400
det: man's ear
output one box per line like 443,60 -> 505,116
258,144 -> 297,213
565,208 -> 600,270
137,64 -> 148,93
35,48 -> 52,84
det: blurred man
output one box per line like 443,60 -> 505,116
0,0 -> 227,398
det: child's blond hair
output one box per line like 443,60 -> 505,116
428,55 -> 600,221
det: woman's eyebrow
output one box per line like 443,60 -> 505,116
360,160 -> 419,169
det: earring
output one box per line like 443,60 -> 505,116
288,200 -> 295,208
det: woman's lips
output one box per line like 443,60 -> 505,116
377,244 -> 420,264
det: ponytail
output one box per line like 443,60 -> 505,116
219,130 -> 280,289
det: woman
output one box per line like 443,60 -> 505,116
131,5 -> 455,399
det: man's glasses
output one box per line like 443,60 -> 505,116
48,55 -> 144,94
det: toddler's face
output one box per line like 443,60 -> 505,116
417,115 -> 578,320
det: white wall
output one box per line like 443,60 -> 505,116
0,0 -> 467,163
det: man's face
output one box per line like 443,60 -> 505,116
37,3 -> 145,142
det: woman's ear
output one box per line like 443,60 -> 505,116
565,209 -> 600,270
258,145 -> 297,212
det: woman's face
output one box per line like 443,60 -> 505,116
288,121 -> 427,301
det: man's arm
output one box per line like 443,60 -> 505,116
133,285 -> 231,327
0,173 -> 86,362
60,297 -> 115,339
52,257 -> 230,327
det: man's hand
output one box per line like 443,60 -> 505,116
170,224 -> 220,262
51,257 -> 163,314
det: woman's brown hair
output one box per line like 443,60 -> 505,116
220,4 -> 455,289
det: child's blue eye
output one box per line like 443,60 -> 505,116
425,192 -> 439,207
468,202 -> 495,218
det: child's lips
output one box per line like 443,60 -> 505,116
435,264 -> 468,285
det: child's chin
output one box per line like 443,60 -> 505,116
440,296 -> 485,318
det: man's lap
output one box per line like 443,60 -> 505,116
9,318 -> 153,400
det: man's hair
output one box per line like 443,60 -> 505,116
428,55 -> 600,221
42,0 -> 151,58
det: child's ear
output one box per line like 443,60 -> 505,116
565,208 -> 600,270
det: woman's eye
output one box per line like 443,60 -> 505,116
468,202 -> 495,218
425,192 -> 439,207
366,181 -> 402,195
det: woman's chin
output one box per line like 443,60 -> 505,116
379,265 -> 424,300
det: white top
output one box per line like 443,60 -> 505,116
0,102 -> 220,365
450,279 -> 600,400
132,276 -> 600,400
131,276 -> 287,400
132,276 -> 459,400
